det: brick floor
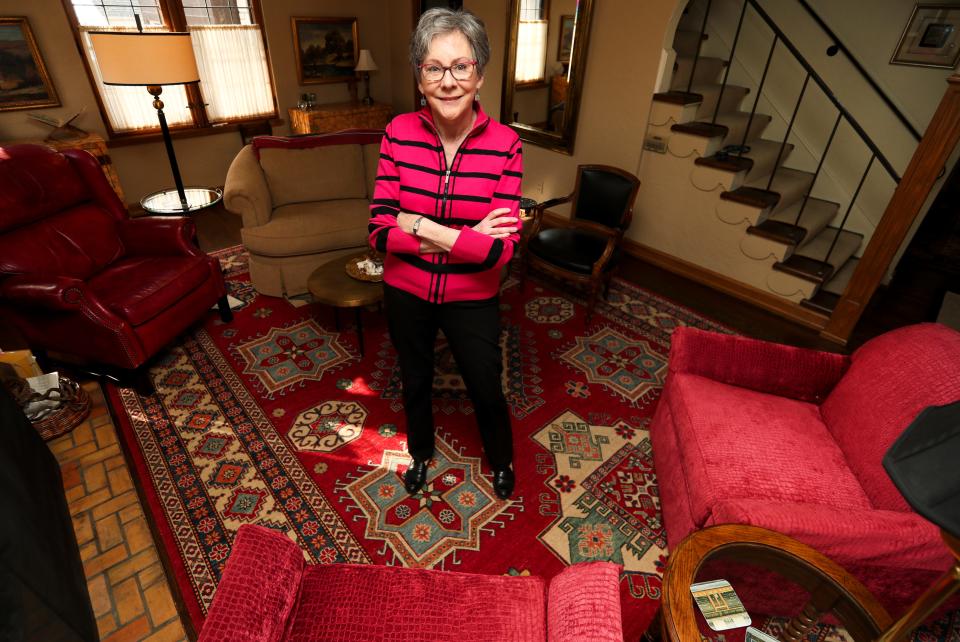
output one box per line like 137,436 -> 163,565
50,381 -> 188,642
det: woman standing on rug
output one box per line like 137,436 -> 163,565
368,8 -> 522,500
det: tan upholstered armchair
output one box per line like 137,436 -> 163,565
223,131 -> 383,297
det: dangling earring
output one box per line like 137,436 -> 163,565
420,95 -> 426,107
475,90 -> 480,103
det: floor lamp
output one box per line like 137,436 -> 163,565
89,29 -> 199,212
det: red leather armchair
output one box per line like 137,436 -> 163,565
0,144 -> 229,374
198,524 -> 625,642
651,323 -> 960,616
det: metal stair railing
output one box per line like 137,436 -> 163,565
686,0 -> 910,274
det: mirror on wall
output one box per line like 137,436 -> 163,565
500,0 -> 594,155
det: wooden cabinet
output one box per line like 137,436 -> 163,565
288,102 -> 392,135
6,132 -> 125,204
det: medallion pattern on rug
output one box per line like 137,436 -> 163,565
559,327 -> 667,405
107,247 -> 734,638
342,435 -> 519,568
234,319 -> 352,396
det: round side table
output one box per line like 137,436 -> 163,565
307,252 -> 384,357
656,525 -> 892,642
141,186 -> 222,215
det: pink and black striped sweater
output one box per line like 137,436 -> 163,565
368,105 -> 523,303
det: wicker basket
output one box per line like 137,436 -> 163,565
3,375 -> 92,441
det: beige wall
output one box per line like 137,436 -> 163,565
2,0 -> 684,217
454,0 -> 684,200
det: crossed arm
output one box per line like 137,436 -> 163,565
395,208 -> 518,254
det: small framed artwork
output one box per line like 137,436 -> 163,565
291,17 -> 359,84
0,17 -> 60,111
557,14 -> 575,63
891,3 -> 960,68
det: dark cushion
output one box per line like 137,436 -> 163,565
87,255 -> 213,326
527,228 -> 619,274
0,204 -> 123,280
0,144 -> 91,233
574,168 -> 636,228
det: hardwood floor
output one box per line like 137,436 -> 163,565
190,203 -> 903,353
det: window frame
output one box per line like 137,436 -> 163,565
514,0 -> 549,86
61,0 -> 280,140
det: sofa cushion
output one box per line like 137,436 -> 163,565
259,145 -> 366,207
547,562 -> 623,642
668,373 -> 872,527
362,142 -> 380,199
240,199 -> 369,258
87,255 -> 212,326
822,323 -> 960,512
288,563 -> 546,642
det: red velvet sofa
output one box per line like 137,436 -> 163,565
0,144 -> 228,373
651,323 -> 960,616
198,524 -> 624,642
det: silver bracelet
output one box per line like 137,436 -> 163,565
412,216 -> 423,236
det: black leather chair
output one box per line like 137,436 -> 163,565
520,164 -> 640,322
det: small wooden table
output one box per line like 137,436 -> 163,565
307,252 -> 383,357
656,524 -> 892,642
289,102 -> 392,135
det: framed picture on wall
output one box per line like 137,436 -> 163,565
0,17 -> 60,111
557,15 -> 575,63
291,17 -> 359,84
891,3 -> 960,68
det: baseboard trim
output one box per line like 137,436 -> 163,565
622,240 -> 833,335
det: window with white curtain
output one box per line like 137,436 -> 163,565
68,0 -> 276,134
515,0 -> 548,83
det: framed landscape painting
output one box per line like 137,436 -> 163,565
292,17 -> 359,85
0,17 -> 60,111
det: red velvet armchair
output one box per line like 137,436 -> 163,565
198,524 -> 624,642
0,144 -> 229,375
651,323 -> 960,616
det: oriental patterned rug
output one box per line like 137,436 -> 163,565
104,246 -> 719,639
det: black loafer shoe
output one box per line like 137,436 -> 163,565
404,459 -> 429,495
492,468 -> 515,500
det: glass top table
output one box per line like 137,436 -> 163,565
140,187 -> 223,215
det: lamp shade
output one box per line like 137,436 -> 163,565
89,31 -> 199,86
355,49 -> 378,72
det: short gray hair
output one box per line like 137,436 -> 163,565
409,8 -> 490,78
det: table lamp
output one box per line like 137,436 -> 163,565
89,25 -> 199,212
355,49 -> 378,106
880,400 -> 960,641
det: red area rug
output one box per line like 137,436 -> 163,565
106,246 -> 732,639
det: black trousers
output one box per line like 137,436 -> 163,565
384,284 -> 513,470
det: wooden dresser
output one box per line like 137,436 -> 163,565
6,132 -> 125,204
289,102 -> 392,135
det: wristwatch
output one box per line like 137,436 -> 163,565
411,216 -> 424,236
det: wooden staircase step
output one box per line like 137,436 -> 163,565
653,91 -> 703,106
746,167 -> 813,216
671,56 -> 727,91
800,259 -> 858,314
714,111 -> 772,147
670,121 -> 728,139
774,227 -> 862,283
697,139 -> 791,182
747,219 -> 806,246
768,197 -> 840,248
674,30 -> 708,57
690,83 -> 750,120
720,186 -> 780,209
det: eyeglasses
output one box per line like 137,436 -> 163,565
418,60 -> 478,82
